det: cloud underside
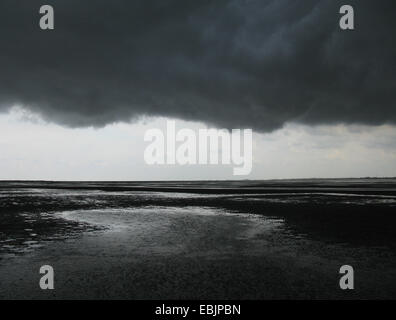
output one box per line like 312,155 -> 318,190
0,0 -> 395,131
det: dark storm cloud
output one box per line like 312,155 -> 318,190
0,0 -> 395,131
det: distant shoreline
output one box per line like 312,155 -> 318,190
1,177 -> 396,183
1,179 -> 396,196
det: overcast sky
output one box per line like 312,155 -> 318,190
0,1 -> 395,180
1,107 -> 396,180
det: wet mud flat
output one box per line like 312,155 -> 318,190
1,179 -> 396,299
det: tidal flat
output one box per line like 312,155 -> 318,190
1,179 -> 396,299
